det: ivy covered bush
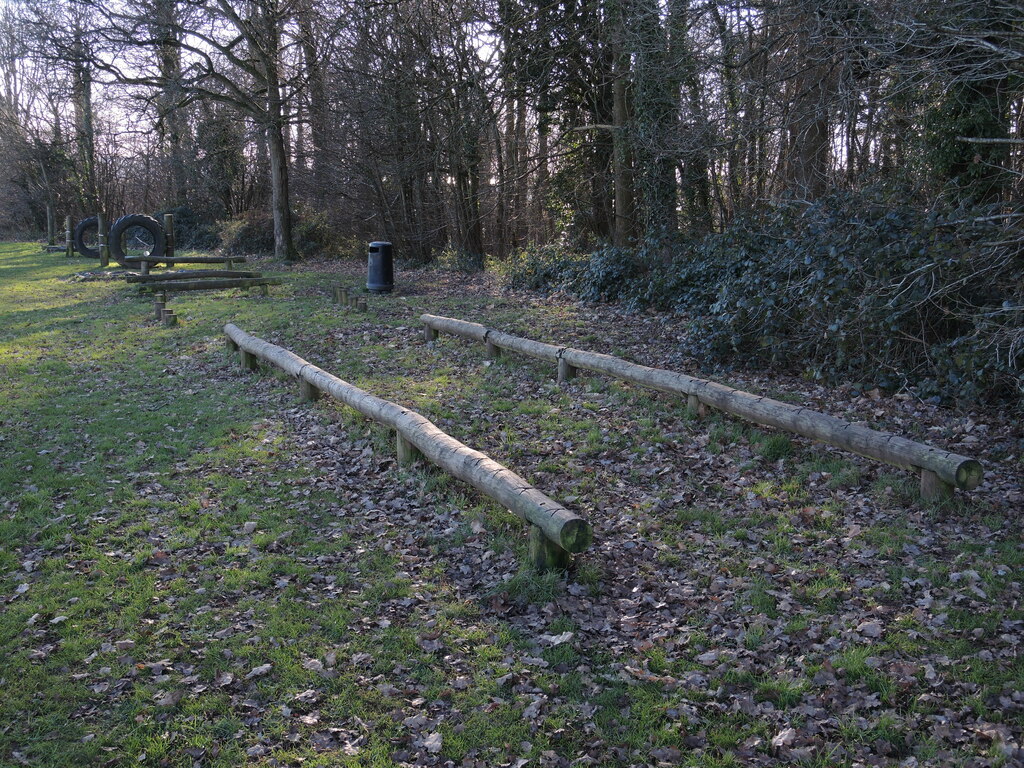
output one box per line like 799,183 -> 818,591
505,188 -> 1023,406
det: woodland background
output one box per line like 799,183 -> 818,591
0,0 -> 1021,405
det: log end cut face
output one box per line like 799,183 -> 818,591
558,517 -> 593,553
954,459 -> 984,491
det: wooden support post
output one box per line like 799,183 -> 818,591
162,310 -> 178,327
340,288 -> 349,306
226,259 -> 235,271
163,213 -> 175,261
300,379 -> 322,403
557,358 -> 577,383
396,433 -> 423,466
140,260 -> 150,276
920,469 -> 953,502
485,341 -> 502,359
687,394 -> 708,418
331,286 -> 340,304
226,338 -> 239,354
424,324 -> 438,342
154,300 -> 165,319
259,284 -> 269,296
239,349 -> 259,371
65,215 -> 73,258
357,298 -> 367,311
528,525 -> 570,572
97,213 -> 109,267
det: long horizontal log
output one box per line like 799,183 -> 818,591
142,278 -> 281,292
149,256 -> 248,265
420,314 -> 983,492
223,323 -> 591,553
128,270 -> 260,283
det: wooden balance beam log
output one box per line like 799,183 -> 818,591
142,256 -> 248,269
129,270 -> 261,283
141,278 -> 281,293
223,322 -> 592,568
419,313 -> 983,501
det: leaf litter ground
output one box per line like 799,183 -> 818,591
1,246 -> 1022,767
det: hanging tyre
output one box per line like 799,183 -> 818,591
73,216 -> 101,259
109,214 -> 166,268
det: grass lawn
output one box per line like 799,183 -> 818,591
1,242 -> 1021,767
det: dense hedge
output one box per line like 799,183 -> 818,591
505,190 -> 1023,406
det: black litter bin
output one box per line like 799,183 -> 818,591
367,241 -> 394,293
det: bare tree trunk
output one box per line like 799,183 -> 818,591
612,34 -> 634,247
154,0 -> 187,205
72,31 -> 97,211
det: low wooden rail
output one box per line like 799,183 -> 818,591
224,323 -> 592,569
128,270 -> 261,283
142,277 -> 280,293
420,314 -> 983,501
157,256 -> 247,266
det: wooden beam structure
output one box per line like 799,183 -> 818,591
420,313 -> 983,500
224,323 -> 591,566
128,270 -> 260,283
140,278 -> 281,293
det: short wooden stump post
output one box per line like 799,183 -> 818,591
164,213 -> 175,261
357,298 -> 367,311
226,338 -> 239,354
528,525 -> 570,572
557,358 -> 577,383
396,433 -> 423,466
240,349 -> 259,371
154,300 -> 165,319
687,394 -> 708,418
485,341 -> 502,359
920,469 -> 953,502
340,288 -> 349,306
300,379 -> 322,403
97,213 -> 109,268
65,215 -> 73,258
162,310 -> 178,327
424,324 -> 438,342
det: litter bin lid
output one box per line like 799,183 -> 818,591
369,241 -> 392,249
